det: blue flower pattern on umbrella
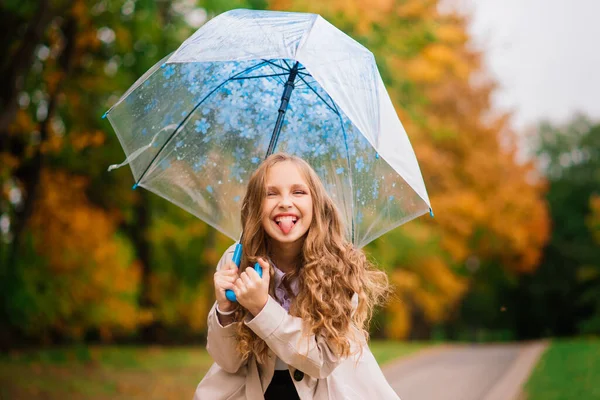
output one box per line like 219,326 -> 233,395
110,58 -> 413,245
194,118 -> 210,134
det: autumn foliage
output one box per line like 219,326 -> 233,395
21,170 -> 141,340
1,0 -> 550,343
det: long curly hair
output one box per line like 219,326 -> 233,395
232,153 -> 390,364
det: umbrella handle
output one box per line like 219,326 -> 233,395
225,243 -> 263,302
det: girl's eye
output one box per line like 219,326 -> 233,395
267,192 -> 276,196
294,190 -> 306,195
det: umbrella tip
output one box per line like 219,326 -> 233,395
429,208 -> 434,218
161,63 -> 166,68
132,183 -> 139,190
102,112 -> 108,119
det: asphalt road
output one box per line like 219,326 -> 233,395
383,344 -> 525,400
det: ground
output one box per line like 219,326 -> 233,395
0,341 -> 425,399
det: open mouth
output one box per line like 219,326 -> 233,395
274,215 -> 298,235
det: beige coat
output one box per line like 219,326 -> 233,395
194,245 -> 400,400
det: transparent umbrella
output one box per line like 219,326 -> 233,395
105,9 -> 432,299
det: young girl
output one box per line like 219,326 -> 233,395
194,153 -> 400,399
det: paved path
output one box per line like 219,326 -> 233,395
383,342 -> 548,400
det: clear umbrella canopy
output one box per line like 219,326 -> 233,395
106,9 -> 431,248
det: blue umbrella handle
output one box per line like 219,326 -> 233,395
225,243 -> 263,302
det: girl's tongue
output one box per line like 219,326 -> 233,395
277,216 -> 296,234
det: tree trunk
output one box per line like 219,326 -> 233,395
0,0 -> 54,133
409,303 -> 433,340
7,15 -> 77,271
132,191 -> 156,342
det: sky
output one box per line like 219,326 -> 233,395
455,0 -> 600,131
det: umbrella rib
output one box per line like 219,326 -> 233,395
261,59 -> 290,71
329,95 -> 356,244
230,73 -> 291,80
282,59 -> 293,71
261,59 -> 291,84
295,74 -> 338,115
133,61 -> 268,187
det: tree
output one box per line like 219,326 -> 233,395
0,0 -> 219,344
512,115 -> 600,338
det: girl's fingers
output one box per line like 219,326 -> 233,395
256,258 -> 270,281
215,271 -> 237,282
224,260 -> 238,271
245,267 -> 260,281
215,278 -> 235,289
234,277 -> 246,291
215,274 -> 235,283
240,271 -> 253,286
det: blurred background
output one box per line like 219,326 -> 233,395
0,0 -> 598,399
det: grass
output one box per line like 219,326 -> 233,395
523,338 -> 600,400
0,341 -> 424,399
0,346 -> 215,400
369,340 -> 429,365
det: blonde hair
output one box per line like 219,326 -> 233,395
233,153 -> 390,364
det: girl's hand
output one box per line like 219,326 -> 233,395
233,257 -> 271,316
214,260 -> 239,312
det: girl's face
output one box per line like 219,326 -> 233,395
262,161 -> 313,245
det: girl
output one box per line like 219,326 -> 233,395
194,153 -> 400,399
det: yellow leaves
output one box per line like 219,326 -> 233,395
39,133 -> 64,155
396,0 -> 437,19
423,43 -> 455,65
268,0 -> 295,11
28,169 -> 141,338
76,29 -> 101,51
436,23 -> 468,44
270,0 -> 393,34
8,109 -> 36,134
587,195 -> 600,244
44,70 -> 65,94
392,269 -> 420,292
386,256 -> 468,338
408,43 -> 471,84
71,0 -> 87,20
203,247 -> 220,267
409,257 -> 467,323
406,57 -> 444,83
70,130 -> 106,150
0,153 -> 20,177
186,282 -> 213,332
386,294 -> 411,339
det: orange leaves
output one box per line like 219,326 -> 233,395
8,109 -> 37,134
386,255 -> 468,338
0,153 -> 21,179
396,0 -> 437,19
70,130 -> 106,151
406,56 -> 444,83
435,23 -> 468,45
39,133 -> 64,155
587,195 -> 600,244
423,43 -> 456,66
27,169 -> 142,338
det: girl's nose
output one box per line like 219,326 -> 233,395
278,194 -> 293,208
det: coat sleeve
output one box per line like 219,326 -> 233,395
244,295 -> 361,379
205,244 -> 246,374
